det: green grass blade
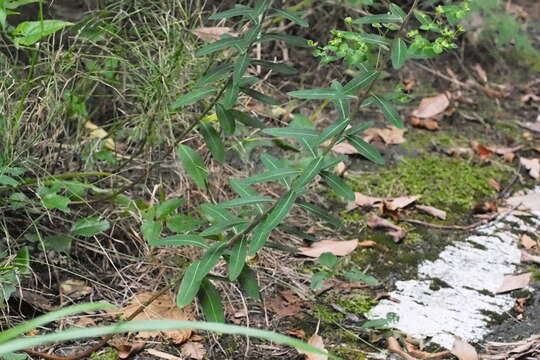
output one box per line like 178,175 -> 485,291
198,279 -> 225,323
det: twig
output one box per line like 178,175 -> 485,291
23,277 -> 182,360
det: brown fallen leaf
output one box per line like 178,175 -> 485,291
286,329 -> 306,339
367,215 -> 407,243
60,279 -> 92,298
472,64 -> 488,83
108,338 -> 145,359
353,192 -> 384,208
520,157 -> 540,179
412,93 -> 450,118
299,335 -> 328,360
471,142 -> 493,160
331,142 -> 358,155
487,145 -> 523,156
416,205 -> 447,220
473,201 -> 498,214
520,250 -> 540,264
358,240 -> 377,248
404,340 -> 451,359
334,161 -> 347,176
363,126 -> 407,144
180,342 -> 206,360
410,116 -> 439,130
298,239 -> 358,258
121,292 -> 193,343
387,337 -> 416,360
451,337 -> 479,360
384,195 -> 421,211
145,349 -> 182,360
520,234 -> 537,250
191,27 -> 238,42
266,291 -> 303,319
496,273 -> 531,294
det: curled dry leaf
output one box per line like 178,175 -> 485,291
181,342 -> 206,360
487,179 -> 501,192
108,338 -> 145,359
471,142 -> 493,160
60,279 -> 92,298
298,239 -> 358,258
121,292 -> 194,343
520,157 -> 540,179
387,337 -> 416,360
404,340 -> 451,359
299,335 -> 328,360
496,273 -> 531,294
451,337 -> 479,360
384,195 -> 421,211
520,234 -> 537,250
412,93 -> 450,119
416,205 -> 447,220
363,126 -> 407,144
367,215 -> 406,243
410,116 -> 439,130
191,27 -> 238,42
358,240 -> 377,248
286,329 -> 306,339
351,192 -> 384,209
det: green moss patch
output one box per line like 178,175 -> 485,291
349,155 -> 509,212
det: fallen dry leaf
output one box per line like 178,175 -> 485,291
299,335 -> 328,360
121,292 -> 193,343
266,292 -> 303,319
334,161 -> 347,176
351,192 -> 384,209
181,342 -> 206,360
472,64 -> 488,83
520,234 -> 537,250
331,142 -> 358,155
496,273 -> 531,294
410,116 -> 439,130
416,205 -> 447,220
473,201 -> 498,214
520,157 -> 540,179
404,340 -> 451,359
298,239 -> 358,258
471,142 -> 493,160
145,349 -> 182,360
363,126 -> 406,144
447,147 -> 473,158
387,337 -> 416,360
487,179 -> 502,192
358,240 -> 377,248
412,93 -> 450,119
85,120 -> 116,151
487,145 -> 523,155
108,338 -> 145,359
367,215 -> 406,243
384,195 -> 421,211
191,27 -> 238,42
451,337 -> 479,360
286,329 -> 306,339
60,279 -> 92,298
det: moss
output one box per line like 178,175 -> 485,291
348,155 -> 509,212
337,295 -> 377,315
334,344 -> 368,360
313,304 -> 345,323
90,348 -> 118,360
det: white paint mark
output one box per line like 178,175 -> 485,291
368,188 -> 540,349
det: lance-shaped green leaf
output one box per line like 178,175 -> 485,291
254,0 -> 272,16
240,87 -> 280,105
233,52 -> 250,85
321,171 -> 355,201
238,266 -> 261,300
209,6 -> 256,20
141,220 -> 162,244
196,64 -> 233,86
251,60 -> 297,74
371,94 -> 404,128
356,33 -> 390,47
414,10 -> 432,25
222,84 -> 239,109
220,195 -> 274,208
216,103 -> 235,135
156,198 -> 185,219
228,236 -> 248,280
148,234 -> 209,248
248,225 -> 270,255
321,155 -> 348,170
241,167 -> 301,185
332,97 -> 350,121
167,215 -> 204,233
343,70 -> 379,94
196,36 -> 242,57
353,13 -> 403,24
271,8 -> 308,27
318,118 -> 350,144
12,20 -> 73,46
71,216 -> 110,237
263,127 -> 319,140
390,3 -> 407,21
198,279 -> 225,323
260,154 -> 291,188
171,88 -> 215,110
346,135 -> 385,165
391,38 -> 407,69
297,201 -> 342,228
229,109 -> 266,129
200,219 -> 249,236
259,34 -> 309,47
293,156 -> 325,190
177,145 -> 208,190
288,87 -> 338,100
177,242 -> 227,308
199,203 -> 234,223
199,121 -> 225,163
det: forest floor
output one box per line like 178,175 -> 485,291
2,0 -> 540,360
